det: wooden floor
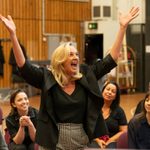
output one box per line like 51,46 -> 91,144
120,92 -> 145,121
0,92 -> 145,122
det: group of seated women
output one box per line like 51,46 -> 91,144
0,80 -> 150,149
90,80 -> 150,149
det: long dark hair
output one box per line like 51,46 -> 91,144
101,81 -> 121,111
134,92 -> 150,122
142,92 -> 150,115
9,89 -> 28,115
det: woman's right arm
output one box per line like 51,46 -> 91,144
12,126 -> 25,144
6,118 -> 25,145
0,15 -> 44,88
0,15 -> 25,67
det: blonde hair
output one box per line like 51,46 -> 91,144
49,42 -> 82,87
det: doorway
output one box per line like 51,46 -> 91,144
84,34 -> 103,65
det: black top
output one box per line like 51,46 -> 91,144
19,54 -> 117,149
105,106 -> 127,137
6,107 -> 38,145
128,114 -> 150,149
52,83 -> 87,123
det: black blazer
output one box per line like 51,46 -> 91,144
19,54 -> 117,149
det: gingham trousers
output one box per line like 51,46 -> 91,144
39,123 -> 89,150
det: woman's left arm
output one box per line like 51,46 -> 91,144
106,125 -> 127,144
28,122 -> 36,142
106,107 -> 128,144
110,6 -> 139,61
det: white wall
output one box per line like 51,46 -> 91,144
84,0 -> 145,57
116,0 -> 145,24
92,0 -> 145,24
84,20 -> 119,56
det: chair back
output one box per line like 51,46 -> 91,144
0,107 -> 3,125
117,132 -> 128,148
4,128 -> 10,144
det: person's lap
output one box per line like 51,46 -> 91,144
87,141 -> 117,149
9,142 -> 35,150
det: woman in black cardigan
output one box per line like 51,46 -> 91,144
0,6 -> 139,150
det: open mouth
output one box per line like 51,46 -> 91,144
71,62 -> 78,69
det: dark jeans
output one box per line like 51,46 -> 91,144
8,142 -> 34,150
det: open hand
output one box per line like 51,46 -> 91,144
0,15 -> 16,35
119,6 -> 140,28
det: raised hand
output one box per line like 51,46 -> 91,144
0,15 -> 16,35
119,6 -> 140,28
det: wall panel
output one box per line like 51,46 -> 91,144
0,0 -> 91,88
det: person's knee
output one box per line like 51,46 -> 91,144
9,142 -> 27,150
28,143 -> 35,150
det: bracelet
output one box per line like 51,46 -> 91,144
99,135 -> 109,142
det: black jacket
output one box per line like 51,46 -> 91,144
19,54 -> 117,149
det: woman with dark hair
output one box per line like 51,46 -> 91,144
6,89 -> 38,150
128,92 -> 150,149
94,81 -> 127,149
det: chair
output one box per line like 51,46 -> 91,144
34,143 -> 39,150
116,131 -> 128,149
4,128 -> 10,145
0,107 -> 3,125
0,107 -> 4,132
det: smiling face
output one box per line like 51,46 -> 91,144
102,83 -> 117,102
63,46 -> 79,76
12,92 -> 29,115
145,95 -> 150,113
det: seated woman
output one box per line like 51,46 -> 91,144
128,92 -> 150,149
6,89 -> 38,150
90,81 -> 127,149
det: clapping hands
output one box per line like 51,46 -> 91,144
19,116 -> 33,127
